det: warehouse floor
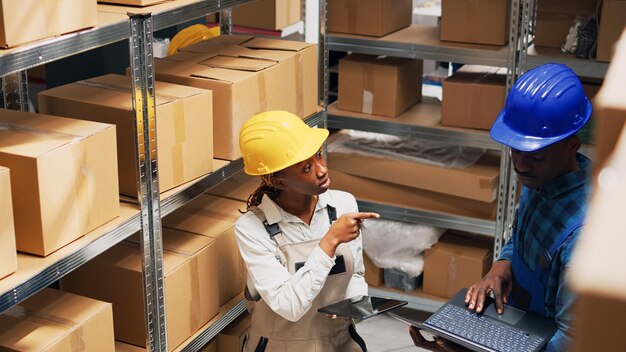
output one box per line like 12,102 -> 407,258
358,312 -> 430,352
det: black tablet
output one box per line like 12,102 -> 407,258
318,296 -> 408,320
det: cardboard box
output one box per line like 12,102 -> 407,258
217,315 -> 250,352
364,253 -> 384,287
206,171 -> 259,203
593,32 -> 626,171
155,36 -> 317,160
38,74 -> 213,197
99,0 -> 168,6
233,0 -> 301,30
597,0 -> 626,62
534,0 -> 597,49
442,65 -> 507,130
163,194 -> 247,306
338,53 -> 422,117
328,134 -> 500,202
0,167 -> 16,279
330,169 -> 497,220
423,232 -> 493,299
115,341 -> 146,352
200,339 -> 217,352
61,229 -> 220,351
440,0 -> 509,45
0,0 -> 97,48
328,0 -> 412,37
0,110 -> 119,256
0,288 -> 114,351
569,127 -> 626,352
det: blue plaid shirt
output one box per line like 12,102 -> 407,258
499,153 -> 592,352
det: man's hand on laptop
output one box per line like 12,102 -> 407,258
409,325 -> 469,352
465,260 -> 513,314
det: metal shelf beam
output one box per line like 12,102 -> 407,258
152,0 -> 253,31
357,201 -> 496,237
525,52 -> 608,79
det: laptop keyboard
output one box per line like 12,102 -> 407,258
427,304 -> 544,352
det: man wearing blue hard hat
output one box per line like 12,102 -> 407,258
411,63 -> 593,351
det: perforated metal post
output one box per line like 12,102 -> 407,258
1,70 -> 29,111
128,13 -> 168,352
319,0 -> 328,111
220,8 -> 233,35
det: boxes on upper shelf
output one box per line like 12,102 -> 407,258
154,35 -> 317,160
440,0 -> 510,46
0,167 -> 16,279
441,65 -> 507,130
217,314 -> 250,352
328,0 -> 412,37
38,74 -> 214,197
533,0 -> 597,49
0,110 -> 119,256
0,288 -> 115,351
0,0 -> 97,48
423,231 -> 493,299
98,0 -> 168,5
338,53 -> 423,117
232,0 -> 301,30
597,0 -> 626,62
61,228 -> 220,351
163,194 -> 247,306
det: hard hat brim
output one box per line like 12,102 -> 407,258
490,99 -> 592,152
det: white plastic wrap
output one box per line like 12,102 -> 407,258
361,219 -> 444,276
328,130 -> 487,169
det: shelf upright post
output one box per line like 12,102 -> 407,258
319,0 -> 328,112
1,70 -> 29,111
220,8 -> 233,35
128,13 -> 168,352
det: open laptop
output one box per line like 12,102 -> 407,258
398,288 -> 558,352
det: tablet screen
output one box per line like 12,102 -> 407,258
318,296 -> 408,320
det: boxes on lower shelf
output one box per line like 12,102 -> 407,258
61,228 -> 220,351
384,267 -> 423,292
155,35 -> 317,160
423,232 -> 493,299
38,73 -> 214,197
0,0 -> 97,48
328,0 -> 412,37
441,65 -> 507,130
232,0 -> 301,31
329,169 -> 497,221
364,253 -> 384,287
164,194 -> 247,306
115,341 -> 145,351
440,0 -> 510,46
338,53 -> 423,117
0,110 -> 119,256
200,339 -> 217,352
0,288 -> 115,351
217,314 -> 250,352
0,166 -> 16,279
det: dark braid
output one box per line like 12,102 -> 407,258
245,174 -> 281,211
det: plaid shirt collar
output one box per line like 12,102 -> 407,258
535,153 -> 592,199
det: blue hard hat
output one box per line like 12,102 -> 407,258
490,63 -> 592,152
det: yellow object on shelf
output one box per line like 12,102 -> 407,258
167,24 -> 220,56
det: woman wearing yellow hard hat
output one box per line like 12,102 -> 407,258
236,110 -> 379,352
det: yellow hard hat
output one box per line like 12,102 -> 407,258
239,111 -> 329,176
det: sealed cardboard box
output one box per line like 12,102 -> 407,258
423,232 -> 493,299
99,0 -> 168,6
0,0 -> 97,48
61,229 -> 220,351
338,53 -> 422,117
217,315 -> 250,352
597,0 -> 626,62
0,167 -> 16,279
593,32 -> 626,171
364,253 -> 384,287
164,194 -> 247,306
440,0 -> 509,45
328,133 -> 500,202
0,110 -> 119,256
115,341 -> 146,351
442,65 -> 507,130
328,0 -> 412,37
534,0 -> 597,48
200,339 -> 217,352
39,74 -> 213,197
0,288 -> 114,351
156,36 -> 317,160
233,0 -> 301,30
569,127 -> 626,352
330,169 -> 497,220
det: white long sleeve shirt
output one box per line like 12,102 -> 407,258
234,190 -> 368,322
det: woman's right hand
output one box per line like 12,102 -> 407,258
319,212 -> 379,257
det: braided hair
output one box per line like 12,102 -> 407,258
245,173 -> 282,211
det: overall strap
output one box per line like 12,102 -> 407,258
539,221 -> 584,270
327,205 -> 337,224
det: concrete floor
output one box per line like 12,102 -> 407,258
357,311 -> 431,352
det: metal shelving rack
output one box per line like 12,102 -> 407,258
325,0 -> 528,312
0,0 -> 327,351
